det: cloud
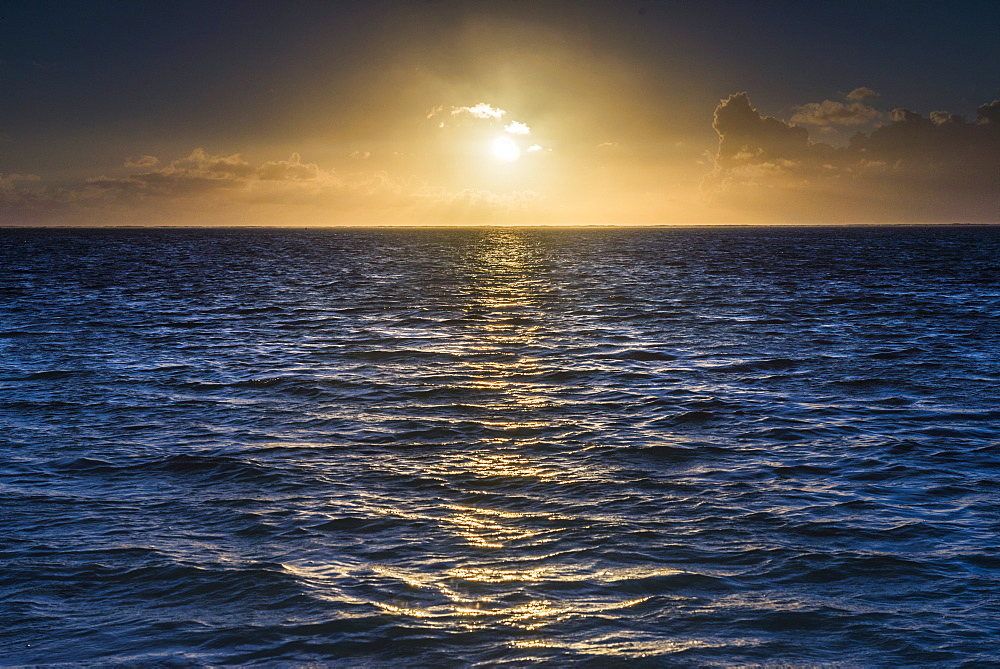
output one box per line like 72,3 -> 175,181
1,172 -> 41,183
0,172 -> 45,206
451,102 -> 506,120
85,149 -> 340,200
86,148 -> 261,197
791,99 -> 881,127
712,92 -> 811,172
854,101 -> 1000,171
257,152 -> 321,181
705,92 -> 1000,222
846,87 -> 878,101
0,172 -> 62,222
431,102 -> 533,137
504,120 -> 531,135
178,147 -> 257,177
788,88 -> 882,127
976,99 -> 1000,125
124,155 -> 159,168
0,172 -> 43,196
930,110 -> 964,125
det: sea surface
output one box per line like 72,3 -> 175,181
1,225 -> 999,666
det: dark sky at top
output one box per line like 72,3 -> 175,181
4,1 -> 995,145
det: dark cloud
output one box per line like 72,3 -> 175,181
706,92 -> 1000,222
853,101 -> 999,176
976,99 -> 1000,125
712,92 -> 811,170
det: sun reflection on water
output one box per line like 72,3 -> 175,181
369,230 -> 617,632
292,230 -> 695,645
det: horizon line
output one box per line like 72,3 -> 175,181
3,222 -> 999,230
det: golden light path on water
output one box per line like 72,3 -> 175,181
277,229 -> 726,656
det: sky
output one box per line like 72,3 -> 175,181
1,0 -> 997,226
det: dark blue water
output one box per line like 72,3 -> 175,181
2,226 -> 999,666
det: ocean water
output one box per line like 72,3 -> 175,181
1,225 -> 999,666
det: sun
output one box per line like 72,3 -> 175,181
491,136 -> 521,162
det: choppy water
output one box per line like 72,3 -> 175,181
2,225 -> 999,666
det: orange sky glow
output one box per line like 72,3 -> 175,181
1,2 -> 997,226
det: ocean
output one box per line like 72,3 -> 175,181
2,225 -> 998,665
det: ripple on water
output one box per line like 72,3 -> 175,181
1,226 -> 999,665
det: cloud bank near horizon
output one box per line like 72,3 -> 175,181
705,92 -> 1000,222
0,147 -> 541,226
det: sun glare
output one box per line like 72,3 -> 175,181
491,137 -> 521,162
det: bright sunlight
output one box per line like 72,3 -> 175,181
491,136 -> 521,162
